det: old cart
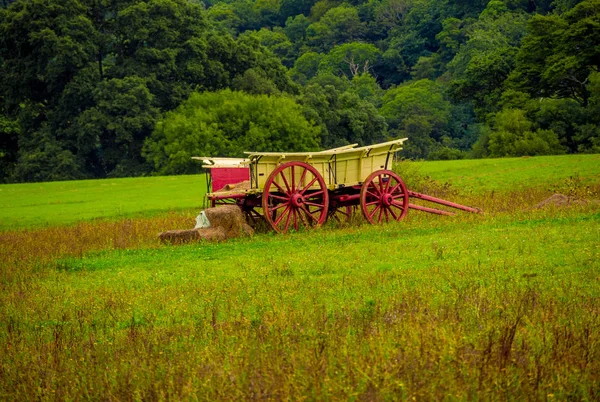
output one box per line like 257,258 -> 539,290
194,138 -> 478,233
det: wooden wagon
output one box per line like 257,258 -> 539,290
194,138 -> 478,233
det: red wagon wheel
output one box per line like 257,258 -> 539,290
360,169 -> 409,224
262,161 -> 329,233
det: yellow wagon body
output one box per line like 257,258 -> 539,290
245,138 -> 408,193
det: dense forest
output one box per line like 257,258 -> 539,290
0,0 -> 599,182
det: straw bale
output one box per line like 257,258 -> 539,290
198,227 -> 227,241
158,229 -> 200,244
205,205 -> 254,238
158,205 -> 254,244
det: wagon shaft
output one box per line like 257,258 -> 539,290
407,191 -> 480,215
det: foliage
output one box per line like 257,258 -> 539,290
306,4 -> 365,52
486,109 -> 566,157
510,0 -> 600,106
317,42 -> 381,78
381,79 -> 451,158
298,77 -> 387,148
145,90 -> 320,174
0,0 -> 295,183
2,0 -> 600,184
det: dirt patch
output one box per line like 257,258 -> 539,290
533,193 -> 598,209
159,205 -> 254,244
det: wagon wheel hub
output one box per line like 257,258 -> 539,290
382,193 -> 394,207
290,193 -> 304,208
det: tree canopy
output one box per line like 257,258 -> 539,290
1,0 -> 599,183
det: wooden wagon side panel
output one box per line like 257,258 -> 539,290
253,155 -> 333,190
333,151 -> 389,187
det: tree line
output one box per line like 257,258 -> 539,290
1,0 -> 599,182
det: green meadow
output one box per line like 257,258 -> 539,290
417,154 -> 600,193
0,174 -> 207,231
1,155 -> 599,400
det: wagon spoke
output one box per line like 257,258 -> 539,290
383,176 -> 392,193
378,177 -> 385,194
369,182 -> 381,196
361,169 -> 408,225
388,182 -> 401,195
283,208 -> 292,232
274,205 -> 291,226
301,205 -> 319,222
271,203 -> 288,211
269,194 -> 289,202
298,167 -> 308,191
263,161 -> 329,233
279,171 -> 291,193
290,165 -> 296,192
272,180 -> 287,194
368,204 -> 381,219
298,207 -> 310,227
391,201 -> 405,209
305,190 -> 324,199
365,190 -> 379,200
299,177 -> 318,194
293,209 -> 299,231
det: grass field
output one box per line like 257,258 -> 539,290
2,154 -> 600,231
0,174 -> 207,230
1,155 -> 599,400
415,154 -> 600,193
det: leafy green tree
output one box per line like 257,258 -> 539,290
380,79 -> 453,158
144,90 -> 321,174
348,73 -> 384,106
487,108 -> 566,156
244,28 -> 295,67
298,77 -> 387,148
284,13 -> 311,44
447,1 -> 529,116
206,2 -> 242,34
290,51 -> 324,84
306,5 -> 365,52
510,0 -> 600,106
317,42 -> 381,78
280,0 -> 317,21
76,77 -> 159,176
0,107 -> 19,182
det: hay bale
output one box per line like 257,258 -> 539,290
205,205 -> 254,238
198,226 -> 227,241
158,205 -> 254,244
158,229 -> 200,244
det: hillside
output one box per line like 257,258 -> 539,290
1,0 -> 599,182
